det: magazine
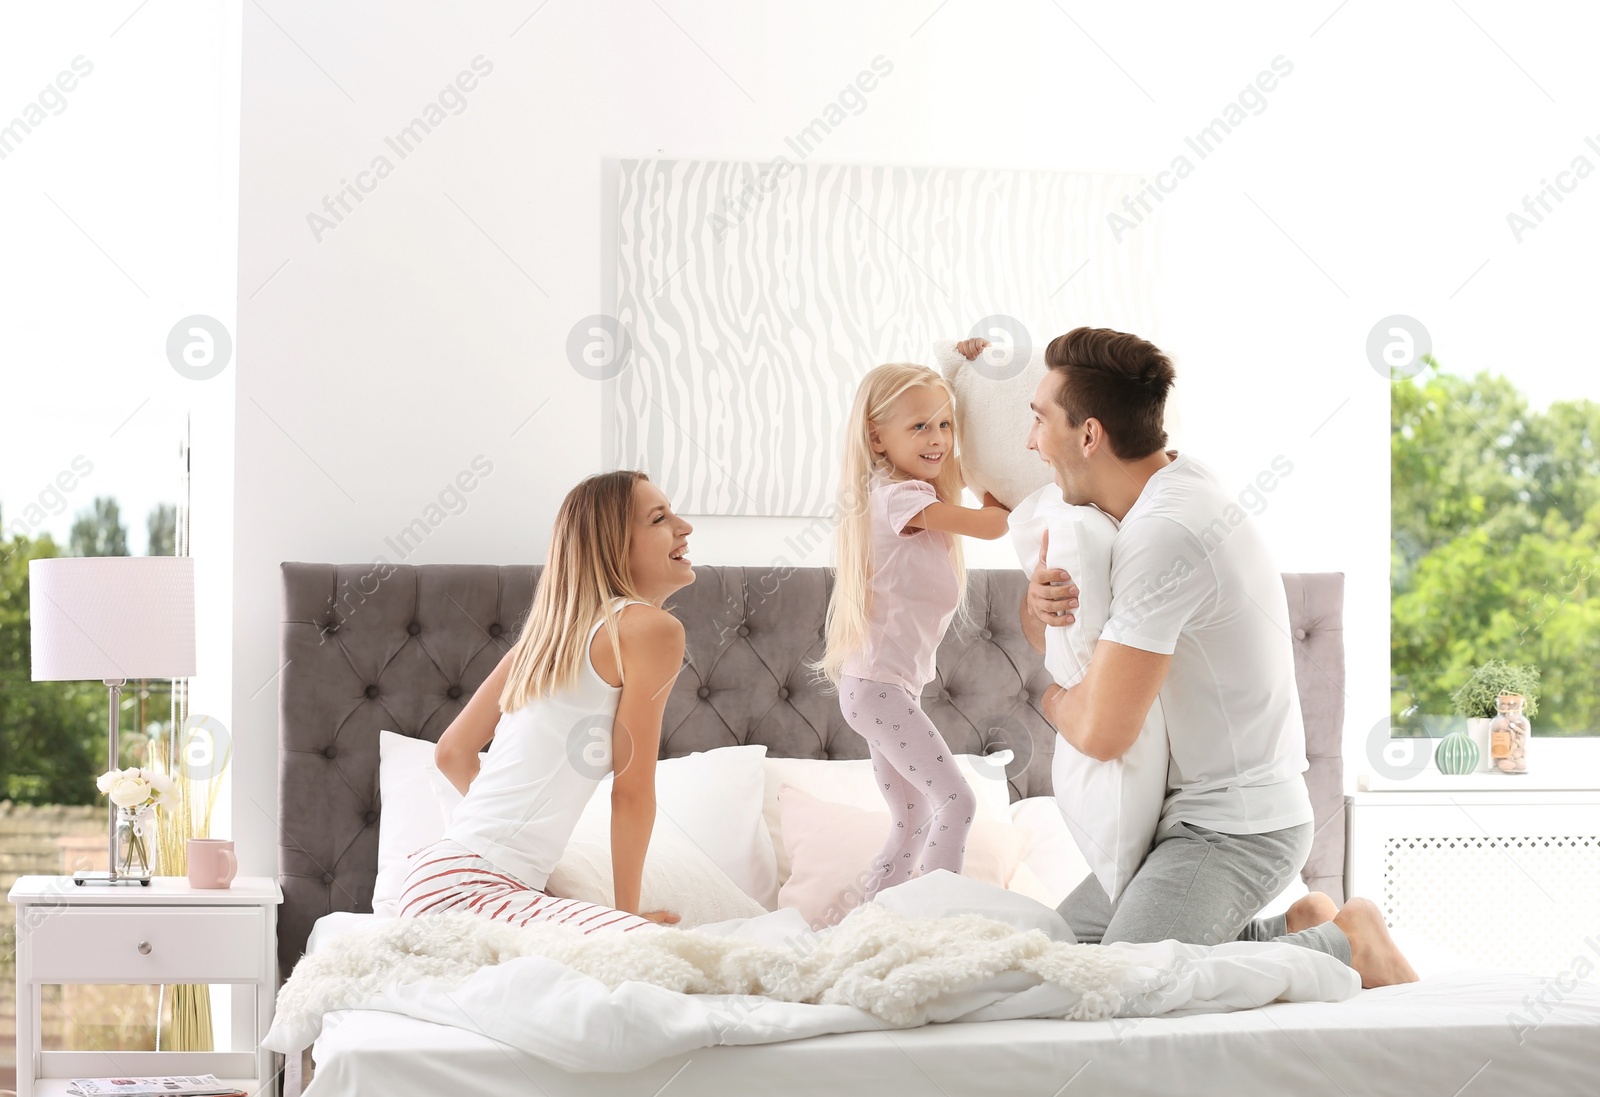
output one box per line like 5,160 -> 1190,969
67,1077 -> 246,1097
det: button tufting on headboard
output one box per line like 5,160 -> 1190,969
277,562 -> 1347,979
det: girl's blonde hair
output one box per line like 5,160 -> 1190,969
816,364 -> 968,685
500,470 -> 652,712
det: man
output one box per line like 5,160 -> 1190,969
957,328 -> 1415,988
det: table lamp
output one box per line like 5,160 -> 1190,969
29,556 -> 197,885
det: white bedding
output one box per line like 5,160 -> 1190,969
303,971 -> 1600,1097
292,912 -> 1600,1097
274,893 -> 1356,1072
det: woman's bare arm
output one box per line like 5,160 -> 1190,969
608,605 -> 686,920
435,647 -> 515,795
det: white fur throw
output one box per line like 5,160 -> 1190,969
935,337 -> 1055,509
270,902 -> 1130,1050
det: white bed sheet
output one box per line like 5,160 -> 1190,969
298,914 -> 1600,1097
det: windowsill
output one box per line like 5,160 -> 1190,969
1357,736 -> 1600,793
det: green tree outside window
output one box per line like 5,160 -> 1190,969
1392,359 -> 1600,736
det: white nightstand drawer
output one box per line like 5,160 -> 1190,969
27,907 -> 266,983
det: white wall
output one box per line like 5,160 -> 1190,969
234,0 -> 1598,874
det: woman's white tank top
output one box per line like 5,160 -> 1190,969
442,599 -> 653,891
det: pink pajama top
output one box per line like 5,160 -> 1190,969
839,474 -> 960,693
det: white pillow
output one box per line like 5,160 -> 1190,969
574,744 -> 778,909
762,753 -> 1015,886
373,731 -> 462,917
871,868 -> 1074,943
1008,484 -> 1170,905
546,825 -> 767,929
373,733 -> 779,912
934,337 -> 1054,509
1007,795 -> 1092,908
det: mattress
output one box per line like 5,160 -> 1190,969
299,914 -> 1600,1097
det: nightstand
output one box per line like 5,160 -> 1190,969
8,875 -> 283,1097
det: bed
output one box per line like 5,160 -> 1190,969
276,564 -> 1600,1095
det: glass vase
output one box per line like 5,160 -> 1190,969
116,804 -> 157,880
1489,692 -> 1531,775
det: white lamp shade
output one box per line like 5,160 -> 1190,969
29,556 -> 197,681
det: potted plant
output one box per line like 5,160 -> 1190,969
1449,661 -> 1540,774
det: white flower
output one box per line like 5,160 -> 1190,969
108,775 -> 152,809
96,770 -> 117,795
148,771 -> 178,797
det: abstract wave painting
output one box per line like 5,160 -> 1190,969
610,160 -> 1160,516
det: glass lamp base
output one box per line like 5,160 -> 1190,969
73,868 -> 152,886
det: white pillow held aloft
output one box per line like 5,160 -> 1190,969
1008,485 -> 1170,905
933,337 -> 1054,509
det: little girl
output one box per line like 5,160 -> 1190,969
818,363 -> 1011,903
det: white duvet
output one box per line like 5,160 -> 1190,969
265,879 -> 1359,1074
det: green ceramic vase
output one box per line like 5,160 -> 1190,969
1435,728 -> 1480,775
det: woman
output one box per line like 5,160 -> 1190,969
398,470 -> 693,932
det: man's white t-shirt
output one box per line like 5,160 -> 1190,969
1099,451 -> 1315,835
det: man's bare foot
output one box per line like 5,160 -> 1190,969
1333,897 -> 1419,988
1286,891 -> 1338,934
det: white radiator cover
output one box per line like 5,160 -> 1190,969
1348,791 -> 1600,983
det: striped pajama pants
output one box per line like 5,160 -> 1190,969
398,838 -> 662,934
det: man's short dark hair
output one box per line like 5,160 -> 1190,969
1043,327 -> 1176,460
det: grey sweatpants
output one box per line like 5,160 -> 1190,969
1056,820 -> 1352,964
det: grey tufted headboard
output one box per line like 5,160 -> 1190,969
277,564 -> 1346,977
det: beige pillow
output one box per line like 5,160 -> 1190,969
761,753 -> 1016,886
775,785 -> 1030,930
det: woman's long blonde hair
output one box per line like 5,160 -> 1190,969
816,364 -> 968,685
499,470 -> 652,712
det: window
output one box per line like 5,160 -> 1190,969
1391,358 -> 1600,738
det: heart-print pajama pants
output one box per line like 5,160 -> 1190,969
839,675 -> 977,903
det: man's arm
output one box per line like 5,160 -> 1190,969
1043,639 -> 1170,761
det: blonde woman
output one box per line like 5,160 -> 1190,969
818,363 -> 1011,903
400,470 -> 691,933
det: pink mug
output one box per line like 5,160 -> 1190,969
187,838 -> 238,889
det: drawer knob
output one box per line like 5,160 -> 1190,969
137,940 -> 152,955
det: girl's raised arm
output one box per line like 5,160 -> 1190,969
906,491 -> 1011,540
